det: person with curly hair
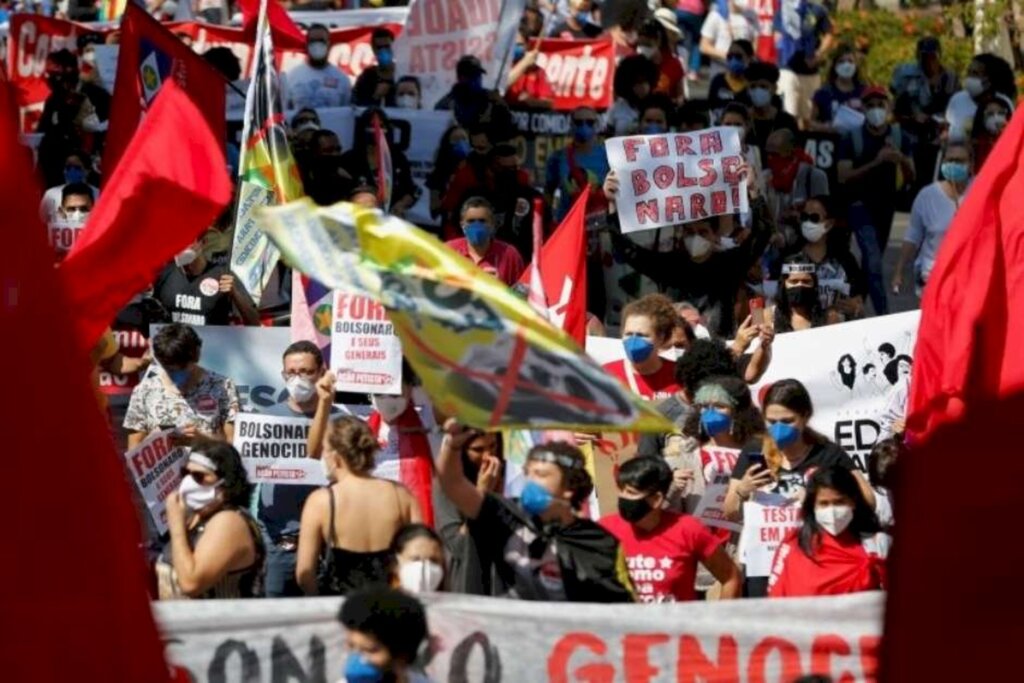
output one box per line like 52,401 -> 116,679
295,417 -> 422,596
157,438 -> 264,599
603,293 -> 681,401
338,586 -> 432,683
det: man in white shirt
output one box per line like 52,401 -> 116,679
39,150 -> 100,223
282,24 -> 351,111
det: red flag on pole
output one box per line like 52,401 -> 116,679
516,187 -> 589,345
0,79 -> 169,683
527,197 -> 549,316
104,2 -> 226,176
61,79 -> 233,353
238,0 -> 307,50
906,106 -> 1024,443
373,113 -> 393,210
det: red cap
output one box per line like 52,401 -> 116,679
862,85 -> 890,102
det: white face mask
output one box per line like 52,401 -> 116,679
815,504 -> 854,536
308,41 -> 329,61
64,208 -> 89,222
715,236 -> 739,252
398,559 -> 445,594
964,76 -> 985,98
683,234 -> 714,260
693,323 -> 712,340
396,94 -> 418,109
636,45 -> 657,60
835,61 -> 857,79
986,113 -> 1008,134
865,107 -> 888,128
174,247 -> 199,267
178,475 -> 220,512
801,221 -> 828,243
286,375 -> 316,404
371,394 -> 409,422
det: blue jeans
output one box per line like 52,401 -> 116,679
263,533 -> 302,598
675,10 -> 705,74
849,202 -> 889,315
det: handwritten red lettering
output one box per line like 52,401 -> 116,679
677,635 -> 739,682
548,632 -> 613,683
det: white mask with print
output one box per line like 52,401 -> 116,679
683,235 -> 714,259
372,394 -> 409,422
399,560 -> 445,594
815,504 -> 854,536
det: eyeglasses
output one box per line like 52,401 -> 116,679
800,213 -> 824,223
282,370 -> 319,380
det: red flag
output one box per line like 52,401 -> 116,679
906,106 -> 1024,443
239,0 -> 306,50
0,79 -> 169,682
527,197 -> 549,315
61,79 -> 232,353
104,3 -> 226,176
516,188 -> 589,345
373,113 -> 393,210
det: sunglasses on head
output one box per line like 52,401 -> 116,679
800,213 -> 824,223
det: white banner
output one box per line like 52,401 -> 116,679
156,592 -> 884,681
693,446 -> 742,532
606,127 -> 749,234
233,413 -> 327,486
330,292 -> 403,395
739,492 -> 804,578
123,430 -> 186,536
392,0 -> 526,110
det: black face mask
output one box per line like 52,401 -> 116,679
786,285 -> 818,309
618,496 -> 652,523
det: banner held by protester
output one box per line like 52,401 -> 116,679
233,413 -> 327,486
330,292 -> 404,395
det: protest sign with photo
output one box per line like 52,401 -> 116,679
605,126 -> 749,234
123,430 -> 186,535
693,446 -> 742,532
739,492 -> 803,577
330,292 -> 403,395
233,413 -> 327,486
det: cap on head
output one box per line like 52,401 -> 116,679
456,55 -> 486,78
862,85 -> 890,103
653,8 -> 682,37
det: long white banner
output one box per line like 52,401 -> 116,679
156,592 -> 883,682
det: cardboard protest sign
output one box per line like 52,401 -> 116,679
233,413 -> 328,486
693,447 -> 742,532
605,126 -> 749,235
739,492 -> 803,577
123,430 -> 187,535
329,292 -> 403,395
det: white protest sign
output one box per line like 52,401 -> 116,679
123,430 -> 187,536
233,413 -> 328,486
330,292 -> 403,395
605,126 -> 749,234
693,446 -> 742,532
739,492 -> 803,577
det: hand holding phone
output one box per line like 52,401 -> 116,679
750,297 -> 765,327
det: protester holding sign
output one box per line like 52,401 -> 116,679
504,34 -> 554,110
153,237 -> 260,326
296,417 -> 422,596
124,323 -> 240,448
601,456 -> 741,603
156,439 -> 264,599
768,466 -> 888,598
437,425 -> 635,602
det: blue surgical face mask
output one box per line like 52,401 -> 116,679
622,334 -> 655,363
727,56 -> 746,75
376,47 -> 394,67
576,11 -> 591,25
520,479 -> 554,516
768,421 -> 801,449
343,652 -> 384,683
642,122 -> 666,135
513,43 -> 526,62
451,139 -> 471,159
463,219 -> 491,247
749,86 -> 772,108
574,122 -> 595,143
64,165 -> 87,184
941,161 -> 970,183
701,408 -> 732,437
167,368 -> 191,388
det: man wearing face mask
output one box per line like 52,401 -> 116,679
39,150 -> 101,223
445,197 -> 526,286
352,28 -> 398,107
282,24 -> 351,111
601,457 -> 742,603
437,427 -> 636,602
837,86 -> 915,315
435,55 -> 513,132
744,62 -> 799,154
36,49 -> 103,188
48,183 -> 94,261
153,235 -> 260,326
545,106 -> 610,222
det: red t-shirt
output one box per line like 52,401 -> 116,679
768,529 -> 889,598
601,511 -> 722,603
445,237 -> 526,286
655,51 -> 685,96
505,65 -> 555,105
603,358 -> 680,400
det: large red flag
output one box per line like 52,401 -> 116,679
104,2 -> 226,175
516,187 -> 590,345
238,0 -> 306,50
61,79 -> 232,353
906,106 -> 1024,443
0,80 -> 169,682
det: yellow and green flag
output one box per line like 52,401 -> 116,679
258,200 -> 672,433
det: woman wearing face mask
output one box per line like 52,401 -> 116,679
157,439 -> 264,599
606,56 -> 660,136
707,39 -> 755,114
699,0 -> 759,79
296,417 -> 423,596
601,456 -> 742,603
636,14 -> 685,103
437,425 -> 636,602
602,294 -> 681,401
394,76 -> 422,110
945,53 -> 1017,143
892,141 -> 972,299
969,94 -> 1013,171
809,45 -> 866,133
391,524 -> 447,595
772,257 -> 828,332
338,108 -> 418,219
338,586 -> 432,683
767,466 -> 888,597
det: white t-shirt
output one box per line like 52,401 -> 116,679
700,9 -> 759,77
39,183 -> 101,223
906,181 -> 962,283
281,62 -> 352,110
945,90 -> 977,143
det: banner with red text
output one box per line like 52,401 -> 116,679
123,430 -> 186,535
534,38 -> 614,111
157,592 -> 883,681
330,292 -> 404,395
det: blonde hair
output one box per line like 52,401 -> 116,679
326,417 -> 379,475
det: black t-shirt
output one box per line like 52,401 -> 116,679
731,441 -> 856,497
154,262 -> 234,326
837,124 -> 914,207
750,109 -> 799,153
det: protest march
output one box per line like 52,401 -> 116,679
4,0 -> 1024,680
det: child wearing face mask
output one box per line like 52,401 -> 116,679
391,524 -> 447,595
767,466 -> 889,598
